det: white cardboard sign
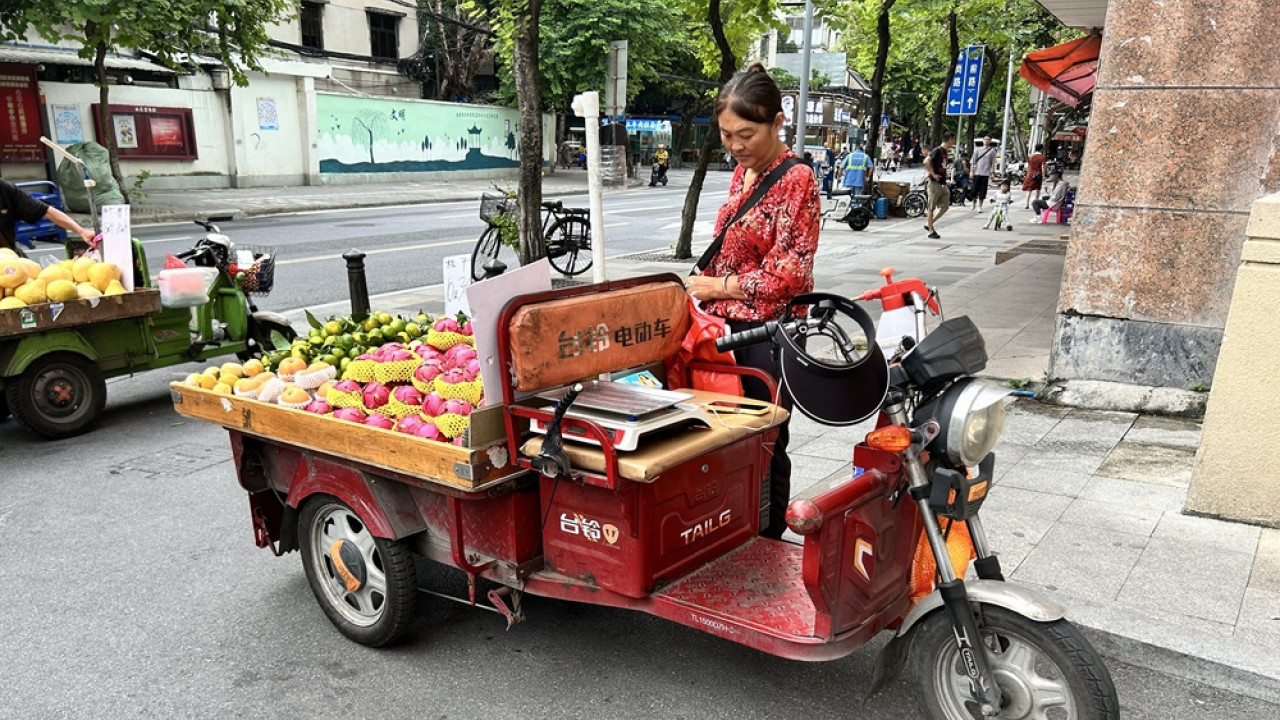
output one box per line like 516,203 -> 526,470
98,204 -> 134,290
465,259 -> 552,404
442,254 -> 473,317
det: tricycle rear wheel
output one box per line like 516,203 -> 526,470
298,496 -> 419,647
5,352 -> 106,439
908,605 -> 1118,719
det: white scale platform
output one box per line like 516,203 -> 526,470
529,382 -> 712,452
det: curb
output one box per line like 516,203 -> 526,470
1058,593 -> 1280,705
67,176 -> 651,228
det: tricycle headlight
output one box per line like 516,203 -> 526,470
923,378 -> 1011,467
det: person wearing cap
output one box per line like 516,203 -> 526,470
0,179 -> 96,255
1030,171 -> 1069,220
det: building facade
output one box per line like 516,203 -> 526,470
0,2 -> 546,190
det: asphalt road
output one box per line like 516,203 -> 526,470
1,375 -> 1277,718
21,174 -> 732,317
3,180 -> 1277,718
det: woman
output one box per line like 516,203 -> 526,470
1022,143 -> 1046,209
683,63 -> 820,539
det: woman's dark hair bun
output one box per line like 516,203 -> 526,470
714,63 -> 782,124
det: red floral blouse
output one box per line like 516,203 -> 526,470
701,150 -> 821,322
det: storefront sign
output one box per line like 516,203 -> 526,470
625,118 -> 670,133
0,64 -> 43,162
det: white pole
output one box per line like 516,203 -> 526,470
794,1 -> 815,157
572,91 -> 607,283
998,47 -> 1015,173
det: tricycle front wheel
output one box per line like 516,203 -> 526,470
299,496 -> 419,647
5,352 -> 106,439
908,605 -> 1118,719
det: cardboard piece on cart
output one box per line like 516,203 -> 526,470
520,389 -> 788,483
466,258 -> 552,403
99,204 -> 134,290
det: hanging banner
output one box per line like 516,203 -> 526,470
0,64 -> 43,162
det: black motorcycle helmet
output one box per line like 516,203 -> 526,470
776,293 -> 889,426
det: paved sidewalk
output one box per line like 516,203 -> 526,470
82,168 -> 641,226
134,175 -> 1280,702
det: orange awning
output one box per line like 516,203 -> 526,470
1019,34 -> 1102,108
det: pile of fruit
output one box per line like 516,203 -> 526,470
258,309 -> 433,379
182,312 -> 483,446
0,250 -> 127,310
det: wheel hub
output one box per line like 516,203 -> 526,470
328,539 -> 367,593
45,379 -> 76,409
991,667 -> 1035,719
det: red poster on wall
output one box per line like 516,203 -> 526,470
0,63 -> 43,163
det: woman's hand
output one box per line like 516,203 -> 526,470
684,274 -> 737,302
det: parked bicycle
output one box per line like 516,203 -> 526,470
470,193 -> 593,281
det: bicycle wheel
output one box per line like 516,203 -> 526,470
904,192 -> 926,218
546,216 -> 593,277
470,226 -> 519,281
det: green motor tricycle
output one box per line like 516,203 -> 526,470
0,221 -> 295,439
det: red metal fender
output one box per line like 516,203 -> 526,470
285,455 -> 396,539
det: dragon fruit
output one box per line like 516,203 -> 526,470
364,413 -> 395,430
333,407 -> 368,423
422,391 -> 447,417
362,381 -> 391,410
414,421 -> 443,441
304,399 -> 332,415
395,414 -> 426,435
392,386 -> 423,406
444,398 -> 474,416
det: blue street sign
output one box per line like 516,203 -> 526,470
881,114 -> 890,127
946,45 -> 984,116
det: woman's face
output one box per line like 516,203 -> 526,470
719,107 -> 783,172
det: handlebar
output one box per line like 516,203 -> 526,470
715,322 -> 779,353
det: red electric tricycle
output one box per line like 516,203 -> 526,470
175,274 -> 1117,719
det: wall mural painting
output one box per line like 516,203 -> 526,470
317,93 -> 521,174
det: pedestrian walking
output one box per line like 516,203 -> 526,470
924,133 -> 955,239
1022,143 -> 1046,209
0,179 -> 96,255
971,135 -> 998,210
841,145 -> 872,197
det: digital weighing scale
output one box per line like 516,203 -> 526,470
529,381 -> 712,452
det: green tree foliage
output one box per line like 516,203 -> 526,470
487,0 -> 684,112
0,0 -> 294,202
831,0 -> 1073,150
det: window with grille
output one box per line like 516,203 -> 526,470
300,2 -> 324,50
367,11 -> 399,60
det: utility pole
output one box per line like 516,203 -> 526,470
999,46 -> 1015,173
794,0 -> 815,157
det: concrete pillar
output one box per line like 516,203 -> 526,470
1049,0 -> 1280,389
1187,193 -> 1280,528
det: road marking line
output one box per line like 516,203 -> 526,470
276,237 -> 474,266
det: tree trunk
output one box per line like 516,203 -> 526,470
865,0 -> 896,159
672,108 -> 695,169
674,0 -> 736,260
91,35 -> 129,205
929,6 -> 959,148
512,0 -> 545,265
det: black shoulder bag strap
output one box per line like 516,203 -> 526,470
692,157 -> 801,276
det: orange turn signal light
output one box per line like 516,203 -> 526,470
866,425 -> 913,452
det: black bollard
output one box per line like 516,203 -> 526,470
343,249 -> 371,316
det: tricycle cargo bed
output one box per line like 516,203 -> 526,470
0,290 -> 161,339
169,383 -> 517,490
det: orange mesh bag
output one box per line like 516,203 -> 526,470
908,519 -> 976,604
